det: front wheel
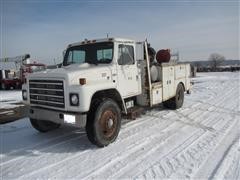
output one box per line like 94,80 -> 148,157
86,98 -> 121,147
30,119 -> 61,132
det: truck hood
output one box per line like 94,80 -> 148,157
28,63 -> 113,85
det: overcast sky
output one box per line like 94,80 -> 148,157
0,0 -> 239,65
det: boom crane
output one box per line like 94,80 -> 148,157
0,54 -> 30,69
0,54 -> 46,90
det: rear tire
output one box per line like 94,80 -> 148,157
30,119 -> 61,132
86,98 -> 121,147
163,83 -> 184,109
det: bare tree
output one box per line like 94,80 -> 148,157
209,53 -> 225,71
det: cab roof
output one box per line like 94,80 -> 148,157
68,37 -> 135,47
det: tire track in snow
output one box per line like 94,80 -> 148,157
1,134 -> 90,179
2,109 -> 174,179
124,93 -> 236,179
209,133 -> 240,179
193,117 -> 240,179
1,130 -> 85,165
132,77 -> 239,179
86,106 -> 224,179
21,105 -> 203,179
113,111 -> 224,179
19,116 -> 182,179
134,114 -> 234,179
86,98 -> 227,178
1,110 -> 168,168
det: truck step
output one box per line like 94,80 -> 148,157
125,107 -> 145,120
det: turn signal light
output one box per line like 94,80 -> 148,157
79,78 -> 86,85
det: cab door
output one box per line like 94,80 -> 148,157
116,44 -> 141,98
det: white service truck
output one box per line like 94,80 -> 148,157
22,38 -> 191,147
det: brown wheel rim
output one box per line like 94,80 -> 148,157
99,110 -> 117,139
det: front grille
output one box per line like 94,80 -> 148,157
29,80 -> 65,108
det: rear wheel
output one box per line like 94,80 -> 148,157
86,98 -> 121,147
30,119 -> 61,132
163,83 -> 184,109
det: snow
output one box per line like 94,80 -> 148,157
0,72 -> 240,179
0,90 -> 23,109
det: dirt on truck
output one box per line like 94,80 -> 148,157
22,38 -> 191,147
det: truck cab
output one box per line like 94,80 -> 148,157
22,37 -> 191,147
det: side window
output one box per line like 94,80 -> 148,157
118,45 -> 135,65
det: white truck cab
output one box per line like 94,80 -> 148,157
22,37 -> 191,147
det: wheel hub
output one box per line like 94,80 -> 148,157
99,110 -> 117,138
107,118 -> 114,128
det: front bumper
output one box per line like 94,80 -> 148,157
28,107 -> 87,128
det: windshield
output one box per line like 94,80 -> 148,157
63,42 -> 113,66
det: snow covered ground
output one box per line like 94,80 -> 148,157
0,72 -> 239,179
0,90 -> 22,109
0,90 -> 25,124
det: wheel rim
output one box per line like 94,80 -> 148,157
99,110 -> 117,139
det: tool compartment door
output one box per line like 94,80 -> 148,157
151,83 -> 163,105
162,65 -> 175,101
162,66 -> 169,101
168,66 -> 175,98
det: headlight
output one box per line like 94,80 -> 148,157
22,90 -> 27,100
70,93 -> 79,106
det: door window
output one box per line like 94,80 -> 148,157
118,45 -> 135,65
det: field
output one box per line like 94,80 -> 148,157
0,72 -> 239,179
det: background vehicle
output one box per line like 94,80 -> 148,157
22,38 -> 191,147
0,54 -> 46,90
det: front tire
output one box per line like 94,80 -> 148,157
86,98 -> 121,147
30,119 -> 61,132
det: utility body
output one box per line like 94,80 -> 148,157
22,38 -> 191,147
